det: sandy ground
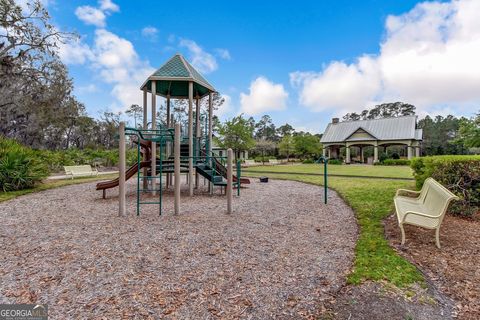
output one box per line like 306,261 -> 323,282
0,178 -> 358,319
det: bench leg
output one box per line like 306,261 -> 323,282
400,223 -> 406,245
103,189 -> 106,199
435,228 -> 441,249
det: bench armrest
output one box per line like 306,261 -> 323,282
402,210 -> 440,223
395,189 -> 420,198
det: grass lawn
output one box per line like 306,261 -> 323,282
245,163 -> 413,179
0,174 -> 118,203
245,164 -> 424,287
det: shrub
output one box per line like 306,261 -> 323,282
254,156 -> 276,163
0,137 -> 48,191
328,159 -> 342,165
391,152 -> 400,159
302,159 -> 314,164
378,152 -> 389,163
381,159 -> 411,166
411,155 -> 480,216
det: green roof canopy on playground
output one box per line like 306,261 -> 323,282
140,54 -> 216,98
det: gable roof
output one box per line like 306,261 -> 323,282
345,127 -> 378,141
140,54 -> 215,98
320,116 -> 422,143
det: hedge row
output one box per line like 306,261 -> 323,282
36,148 -> 137,172
411,155 -> 480,216
1,136 -> 139,192
374,159 -> 411,166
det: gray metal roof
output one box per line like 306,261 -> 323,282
320,116 -> 422,143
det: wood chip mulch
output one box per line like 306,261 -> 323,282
385,212 -> 480,320
0,179 -> 357,319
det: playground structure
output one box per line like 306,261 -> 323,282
96,54 -> 249,216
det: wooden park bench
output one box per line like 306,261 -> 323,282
394,177 -> 459,248
64,165 -> 98,179
268,159 -> 279,165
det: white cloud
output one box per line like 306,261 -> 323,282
58,38 -> 94,64
215,48 -> 231,60
179,39 -> 218,74
92,29 -> 154,109
75,0 -> 119,28
77,84 -> 99,94
240,76 -> 289,115
59,29 -> 154,110
99,0 -> 119,12
215,94 -> 234,118
141,26 -> 158,41
75,6 -> 106,28
291,0 -> 480,115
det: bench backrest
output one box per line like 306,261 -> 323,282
422,178 -> 459,219
416,177 -> 434,203
64,165 -> 94,174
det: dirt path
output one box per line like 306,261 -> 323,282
1,179 -> 357,319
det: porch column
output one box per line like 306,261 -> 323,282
151,80 -> 157,194
188,81 -> 194,196
415,146 -> 420,157
346,145 -> 351,164
142,87 -> 148,190
360,146 -> 364,163
374,145 -> 379,163
407,145 -> 413,160
322,147 -> 327,158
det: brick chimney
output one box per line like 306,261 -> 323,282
332,118 -> 339,124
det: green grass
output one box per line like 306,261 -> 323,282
0,174 -> 117,203
245,163 -> 413,179
245,165 -> 424,287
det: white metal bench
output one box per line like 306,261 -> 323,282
244,160 -> 257,166
268,159 -> 279,165
394,177 -> 458,248
64,165 -> 98,179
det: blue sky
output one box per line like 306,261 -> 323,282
49,0 -> 479,133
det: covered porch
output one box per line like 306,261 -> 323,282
320,116 -> 423,164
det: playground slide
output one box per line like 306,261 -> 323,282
96,161 -> 150,192
211,156 -> 250,185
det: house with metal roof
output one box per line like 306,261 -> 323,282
320,116 -> 423,164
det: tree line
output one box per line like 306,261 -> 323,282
214,103 -> 480,161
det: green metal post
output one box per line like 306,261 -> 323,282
236,160 -> 241,196
159,138 -> 162,216
324,159 -> 328,204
